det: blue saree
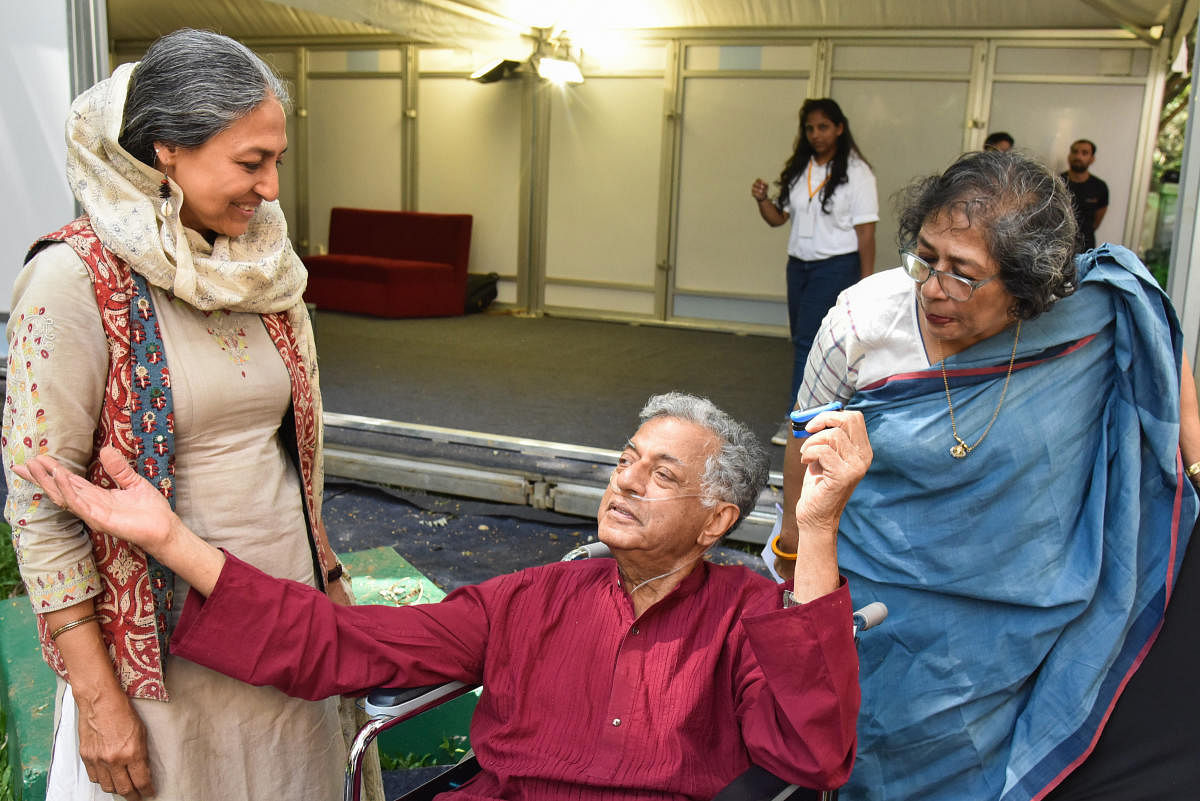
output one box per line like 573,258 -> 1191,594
838,245 -> 1197,800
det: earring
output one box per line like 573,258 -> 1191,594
159,176 -> 172,217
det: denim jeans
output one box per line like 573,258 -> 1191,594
785,251 -> 861,412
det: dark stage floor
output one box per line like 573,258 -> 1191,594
312,310 -> 794,470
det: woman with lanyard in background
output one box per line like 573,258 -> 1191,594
752,97 -> 878,445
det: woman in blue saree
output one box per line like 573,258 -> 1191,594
776,150 -> 1200,800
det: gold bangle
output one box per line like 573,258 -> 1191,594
49,614 -> 101,640
770,534 -> 798,560
1186,461 -> 1200,479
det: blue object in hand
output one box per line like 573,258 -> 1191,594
789,401 -> 844,438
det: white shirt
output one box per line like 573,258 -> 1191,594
783,154 -> 879,261
797,267 -> 928,406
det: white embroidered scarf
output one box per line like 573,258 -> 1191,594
64,61 -> 325,508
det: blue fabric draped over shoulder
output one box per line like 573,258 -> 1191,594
837,244 -> 1197,801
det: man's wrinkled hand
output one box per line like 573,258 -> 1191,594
13,446 -> 177,553
796,410 -> 873,530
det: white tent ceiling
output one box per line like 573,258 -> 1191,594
108,0 -> 1197,57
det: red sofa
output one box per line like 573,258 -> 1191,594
302,207 -> 473,318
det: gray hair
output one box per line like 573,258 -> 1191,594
119,29 -> 291,167
639,392 -> 769,530
896,149 -> 1077,320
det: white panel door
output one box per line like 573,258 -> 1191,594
830,78 -> 973,269
544,77 -> 665,317
419,77 -> 524,302
673,76 -> 807,326
989,81 -> 1146,251
307,77 -> 404,251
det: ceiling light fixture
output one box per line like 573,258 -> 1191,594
470,58 -> 520,83
536,55 -> 583,85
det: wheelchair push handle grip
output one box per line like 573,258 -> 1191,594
852,602 -> 888,634
560,541 -> 613,561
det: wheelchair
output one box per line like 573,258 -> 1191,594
344,541 -> 886,801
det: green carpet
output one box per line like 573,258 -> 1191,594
0,546 -> 467,801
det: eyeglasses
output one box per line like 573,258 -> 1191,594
610,453 -> 704,503
900,250 -> 997,302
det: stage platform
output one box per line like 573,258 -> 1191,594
314,310 -> 795,545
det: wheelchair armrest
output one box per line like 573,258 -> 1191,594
711,764 -> 836,801
365,681 -> 476,720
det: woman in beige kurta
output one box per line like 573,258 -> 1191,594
3,29 -> 365,800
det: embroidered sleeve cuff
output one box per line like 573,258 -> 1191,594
24,558 -> 102,611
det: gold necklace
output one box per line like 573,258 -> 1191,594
938,320 -> 1021,459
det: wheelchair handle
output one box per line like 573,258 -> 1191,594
852,602 -> 888,635
560,541 -> 613,561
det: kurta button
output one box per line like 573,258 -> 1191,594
631,626 -> 639,634
612,718 -> 621,726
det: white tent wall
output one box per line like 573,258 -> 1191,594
306,49 -> 407,247
104,30 -> 1166,332
419,50 -> 525,305
1169,20 -> 1200,379
535,32 -> 1165,332
544,49 -> 670,318
671,43 -> 811,327
41,1 -> 1187,332
0,3 -> 77,311
985,42 -> 1160,250
828,40 -> 978,301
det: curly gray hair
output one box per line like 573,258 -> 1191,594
119,29 -> 291,167
896,149 -> 1077,320
638,392 -> 769,530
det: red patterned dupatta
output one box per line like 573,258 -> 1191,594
26,217 -> 340,700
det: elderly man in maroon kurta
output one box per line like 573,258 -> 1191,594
16,393 -> 870,801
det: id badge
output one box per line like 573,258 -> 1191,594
794,203 -> 816,238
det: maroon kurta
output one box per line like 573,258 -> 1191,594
173,553 -> 859,800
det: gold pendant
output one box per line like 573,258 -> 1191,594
950,442 -> 968,459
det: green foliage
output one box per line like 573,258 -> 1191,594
438,734 -> 469,762
380,733 -> 470,770
0,522 -> 21,801
0,707 -> 13,801
0,522 -> 22,599
724,539 -> 762,557
1152,21 -> 1194,187
1143,31 -> 1192,289
379,750 -> 439,770
1153,83 -> 1188,185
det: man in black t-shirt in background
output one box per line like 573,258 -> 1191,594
1061,139 -> 1109,253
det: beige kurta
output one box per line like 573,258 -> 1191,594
6,243 -> 344,799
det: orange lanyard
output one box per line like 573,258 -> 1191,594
807,159 -> 829,202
